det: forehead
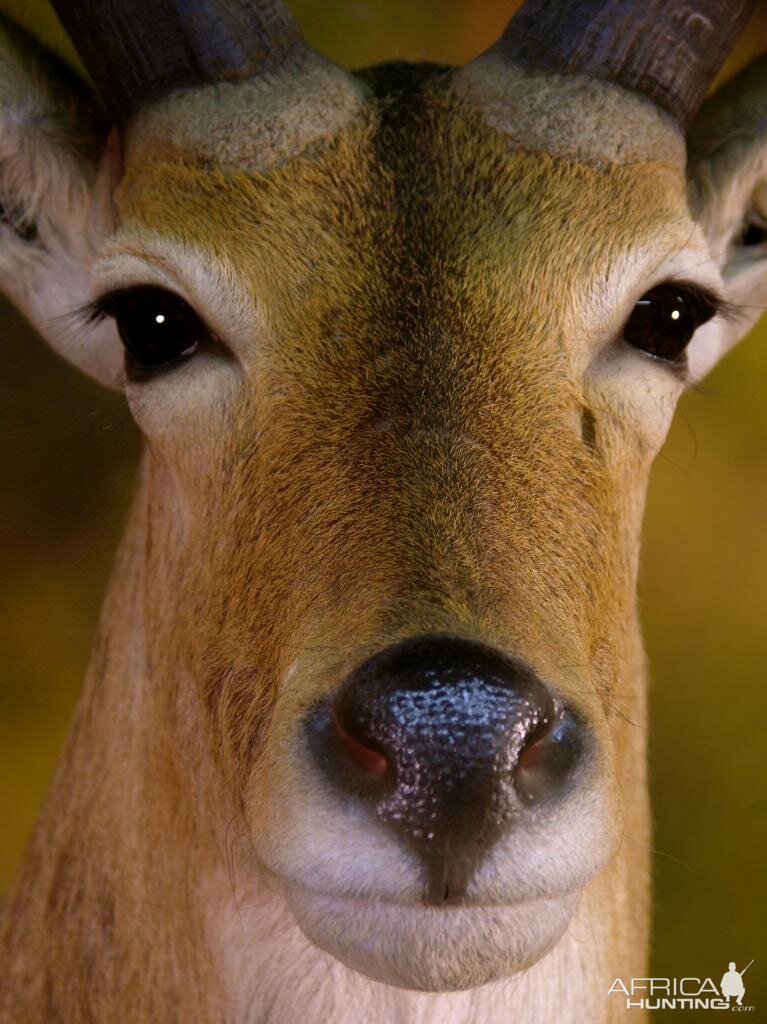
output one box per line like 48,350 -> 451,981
113,64 -> 694,345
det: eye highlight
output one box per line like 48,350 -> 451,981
622,283 -> 719,365
88,285 -> 214,378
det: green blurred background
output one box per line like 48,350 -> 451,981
1,1 -> 764,1017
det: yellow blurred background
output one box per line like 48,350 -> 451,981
0,1 -> 764,1018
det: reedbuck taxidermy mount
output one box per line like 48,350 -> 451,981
1,0 -> 765,1020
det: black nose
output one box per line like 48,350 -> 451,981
306,635 -> 589,904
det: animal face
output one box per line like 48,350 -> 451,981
2,0 -> 766,996
72,64 -> 719,988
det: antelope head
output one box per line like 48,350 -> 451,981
2,0 -> 766,1007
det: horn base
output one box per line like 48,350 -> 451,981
496,0 -> 756,128
51,0 -> 305,119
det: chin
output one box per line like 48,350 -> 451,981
285,886 -> 579,991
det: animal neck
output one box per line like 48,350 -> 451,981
1,476 -> 234,1019
1,473 -> 651,1023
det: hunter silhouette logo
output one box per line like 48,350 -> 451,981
608,960 -> 756,1011
721,961 -> 753,1007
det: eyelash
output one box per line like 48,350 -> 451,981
78,289 -> 138,325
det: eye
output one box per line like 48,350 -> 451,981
622,283 -> 719,364
93,286 -> 214,378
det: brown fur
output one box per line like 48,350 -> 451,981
1,46 -> 752,1022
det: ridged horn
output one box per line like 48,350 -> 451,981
50,0 -> 306,120
493,0 -> 757,127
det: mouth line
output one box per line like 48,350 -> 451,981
287,882 -> 574,913
261,853 -> 586,912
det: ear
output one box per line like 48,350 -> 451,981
0,15 -> 121,387
687,56 -> 767,379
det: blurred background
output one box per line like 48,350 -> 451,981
1,1 -> 765,1018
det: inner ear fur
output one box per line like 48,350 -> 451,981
0,14 -> 122,387
0,14 -> 102,236
684,55 -> 767,365
688,55 -> 767,252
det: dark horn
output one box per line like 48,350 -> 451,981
494,0 -> 757,128
50,0 -> 306,120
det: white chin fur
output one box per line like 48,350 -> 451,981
285,886 -> 578,991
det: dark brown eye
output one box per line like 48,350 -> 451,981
622,283 -> 718,364
94,286 -> 213,378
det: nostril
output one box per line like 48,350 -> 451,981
515,704 -> 584,807
306,635 -> 592,900
330,705 -> 389,777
